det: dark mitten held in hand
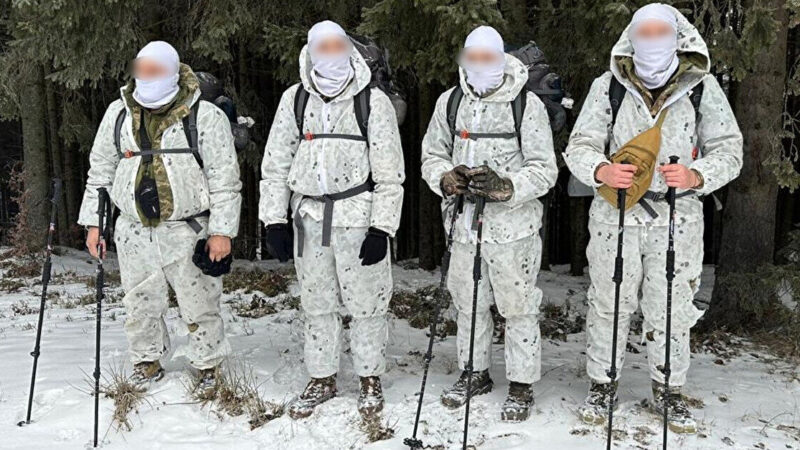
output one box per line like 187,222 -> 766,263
265,223 -> 292,262
192,239 -> 232,277
359,227 -> 389,266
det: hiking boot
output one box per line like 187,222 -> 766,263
357,376 -> 384,419
194,367 -> 219,400
578,381 -> 618,425
130,360 -> 165,388
651,381 -> 697,434
288,375 -> 337,420
500,382 -> 534,422
440,369 -> 493,409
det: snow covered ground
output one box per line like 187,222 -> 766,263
1,247 -> 799,449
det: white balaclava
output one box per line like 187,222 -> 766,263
133,41 -> 181,109
629,3 -> 679,90
461,26 -> 506,96
307,20 -> 353,98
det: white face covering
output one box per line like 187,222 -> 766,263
132,41 -> 181,109
463,60 -> 505,96
134,73 -> 180,109
631,33 -> 679,90
310,50 -> 353,98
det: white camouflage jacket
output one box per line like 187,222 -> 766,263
564,6 -> 743,227
259,45 -> 405,235
78,73 -> 242,237
421,54 -> 558,244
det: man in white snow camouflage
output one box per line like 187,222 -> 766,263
79,41 -> 242,395
259,21 -> 405,420
421,25 -> 558,422
564,4 -> 743,433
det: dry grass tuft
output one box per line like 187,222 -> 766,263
79,364 -> 149,432
190,360 -> 285,429
360,415 -> 396,443
390,287 -> 457,337
223,269 -> 292,296
230,293 -> 300,319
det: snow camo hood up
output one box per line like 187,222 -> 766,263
610,4 -> 709,93
299,40 -> 371,101
457,53 -> 529,102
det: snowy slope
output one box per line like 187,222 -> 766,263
0,247 -> 798,449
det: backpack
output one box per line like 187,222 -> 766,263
113,103 -> 202,168
196,71 -> 253,151
509,41 -> 570,133
292,34 -> 406,147
445,85 -> 527,149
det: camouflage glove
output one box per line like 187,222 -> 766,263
466,165 -> 514,202
440,165 -> 471,196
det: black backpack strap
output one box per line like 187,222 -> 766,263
293,86 -> 310,136
446,86 -> 464,139
114,108 -> 127,157
511,88 -> 527,149
182,102 -> 202,168
353,88 -> 371,142
690,79 -> 704,122
608,75 -> 626,128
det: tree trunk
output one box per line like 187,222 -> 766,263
45,80 -> 69,246
18,65 -> 50,251
704,0 -> 788,330
417,82 -> 444,270
569,196 -> 590,276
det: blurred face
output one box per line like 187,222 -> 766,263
632,19 -> 674,41
460,47 -> 504,68
133,58 -> 171,81
311,36 -> 351,58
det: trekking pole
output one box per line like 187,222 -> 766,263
405,194 -> 464,450
93,187 -> 111,448
662,155 -> 679,450
462,196 -> 486,450
606,162 -> 629,450
18,178 -> 62,427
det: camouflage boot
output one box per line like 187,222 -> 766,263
440,369 -> 493,409
357,376 -> 384,419
578,381 -> 618,425
651,381 -> 697,434
194,367 -> 219,400
500,382 -> 534,422
130,360 -> 165,388
288,375 -> 338,420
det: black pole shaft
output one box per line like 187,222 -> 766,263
406,195 -> 463,449
606,177 -> 627,450
663,156 -> 679,449
462,197 -> 486,450
21,178 -> 62,426
93,187 -> 109,448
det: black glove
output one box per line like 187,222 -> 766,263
359,227 -> 389,266
467,165 -> 514,202
440,165 -> 472,196
264,223 -> 292,262
192,239 -> 232,277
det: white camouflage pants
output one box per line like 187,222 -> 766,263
114,214 -> 228,370
585,217 -> 705,386
294,215 -> 392,378
447,234 -> 543,384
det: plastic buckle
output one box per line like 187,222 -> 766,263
124,150 -> 134,158
459,129 -> 470,140
304,132 -> 314,141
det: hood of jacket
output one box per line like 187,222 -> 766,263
610,5 -> 709,96
458,53 -> 529,102
299,44 -> 371,101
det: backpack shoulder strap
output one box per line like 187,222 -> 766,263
446,86 -> 464,138
114,108 -> 126,157
182,102 -> 202,168
353,87 -> 371,141
293,85 -> 310,136
511,87 -> 527,149
690,79 -> 704,121
608,75 -> 626,127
